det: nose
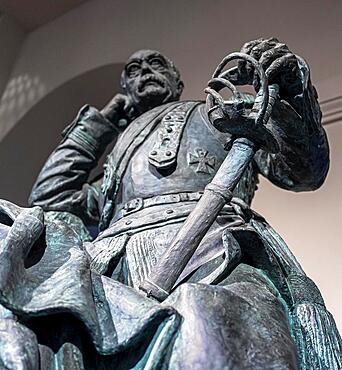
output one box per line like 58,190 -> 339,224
141,61 -> 153,75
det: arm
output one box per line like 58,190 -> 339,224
29,105 -> 118,225
238,38 -> 329,191
29,94 -> 134,226
255,59 -> 329,191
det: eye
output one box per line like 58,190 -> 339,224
126,63 -> 141,77
149,57 -> 165,70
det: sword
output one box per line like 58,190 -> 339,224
139,53 -> 280,301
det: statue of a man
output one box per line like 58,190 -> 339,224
0,38 -> 340,370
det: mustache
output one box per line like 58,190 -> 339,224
138,74 -> 165,91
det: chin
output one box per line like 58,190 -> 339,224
136,89 -> 169,107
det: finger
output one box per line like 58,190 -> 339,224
259,43 -> 289,71
266,37 -> 280,43
123,100 -> 133,118
253,44 -> 289,86
246,39 -> 279,83
249,38 -> 280,61
123,97 -> 137,121
238,37 -> 279,84
116,93 -> 127,107
266,53 -> 298,82
238,38 -> 264,78
123,96 -> 131,112
240,38 -> 265,54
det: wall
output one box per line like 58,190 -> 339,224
0,13 -> 25,98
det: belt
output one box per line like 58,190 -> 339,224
117,191 -> 203,219
100,196 -> 246,242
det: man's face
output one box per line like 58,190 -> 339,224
122,50 -> 183,113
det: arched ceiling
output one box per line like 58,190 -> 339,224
0,0 -> 89,31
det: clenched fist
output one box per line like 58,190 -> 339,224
237,37 -> 303,98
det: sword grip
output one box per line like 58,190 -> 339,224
139,138 -> 256,301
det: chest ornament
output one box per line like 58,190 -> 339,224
188,148 -> 216,174
148,101 -> 200,170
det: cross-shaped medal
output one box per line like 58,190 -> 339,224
188,148 -> 216,174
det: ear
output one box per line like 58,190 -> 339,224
120,71 -> 127,91
176,80 -> 184,97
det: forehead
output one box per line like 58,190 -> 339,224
126,50 -> 167,64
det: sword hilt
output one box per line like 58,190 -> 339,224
205,53 -> 279,154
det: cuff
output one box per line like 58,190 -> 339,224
61,105 -> 119,158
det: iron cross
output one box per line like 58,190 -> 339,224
188,148 -> 216,174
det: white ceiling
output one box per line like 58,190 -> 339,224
0,0 -> 88,30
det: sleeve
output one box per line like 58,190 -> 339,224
254,57 -> 329,191
29,105 -> 120,226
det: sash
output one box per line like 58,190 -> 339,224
99,101 -> 189,230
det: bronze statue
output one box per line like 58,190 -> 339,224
0,38 -> 340,369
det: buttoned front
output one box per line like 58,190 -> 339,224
115,103 -> 257,213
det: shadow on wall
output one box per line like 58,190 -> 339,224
0,74 -> 46,139
0,62 -> 124,205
